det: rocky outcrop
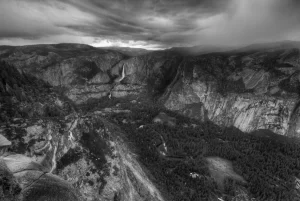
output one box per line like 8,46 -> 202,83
163,47 -> 300,137
1,130 -> 82,201
66,84 -> 145,104
0,112 -> 165,201
153,112 -> 176,127
164,79 -> 296,136
1,154 -> 82,201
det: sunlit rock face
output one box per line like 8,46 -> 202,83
165,80 -> 295,135
163,48 -> 300,137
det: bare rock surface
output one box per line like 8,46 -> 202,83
153,112 -> 176,127
163,46 -> 300,137
3,43 -> 300,137
1,45 -> 180,103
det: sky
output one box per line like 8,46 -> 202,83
0,0 -> 300,50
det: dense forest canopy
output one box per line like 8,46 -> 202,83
97,99 -> 300,201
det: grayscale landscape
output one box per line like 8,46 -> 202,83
1,0 -> 300,201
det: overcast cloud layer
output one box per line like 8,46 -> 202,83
0,0 -> 300,49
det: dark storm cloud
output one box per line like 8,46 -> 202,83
212,0 -> 300,45
0,0 -> 93,39
1,0 -> 300,49
62,0 -> 230,43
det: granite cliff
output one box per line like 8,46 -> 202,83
163,44 -> 300,137
2,42 -> 300,137
1,44 -> 180,104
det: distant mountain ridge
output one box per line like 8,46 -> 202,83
167,45 -> 235,56
97,46 -> 152,56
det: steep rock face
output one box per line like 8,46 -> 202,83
165,80 -> 295,135
1,45 -> 123,100
3,43 -> 300,137
10,52 -> 123,87
1,45 -> 181,104
163,48 -> 300,136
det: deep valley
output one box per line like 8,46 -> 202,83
1,41 -> 300,200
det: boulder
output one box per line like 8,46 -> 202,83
153,112 -> 176,127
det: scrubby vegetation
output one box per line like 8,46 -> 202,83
0,61 -> 71,122
0,161 -> 21,201
96,99 -> 300,200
